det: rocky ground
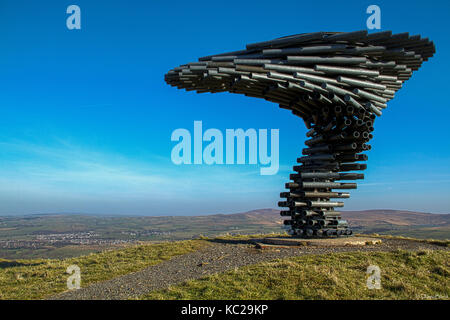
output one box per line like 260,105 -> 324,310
50,237 -> 448,300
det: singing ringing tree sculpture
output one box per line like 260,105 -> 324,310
164,30 -> 435,238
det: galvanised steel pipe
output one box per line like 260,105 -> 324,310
164,30 -> 435,238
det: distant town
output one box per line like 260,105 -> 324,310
0,230 -> 172,251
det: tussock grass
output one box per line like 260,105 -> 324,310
142,250 -> 450,300
0,240 -> 207,300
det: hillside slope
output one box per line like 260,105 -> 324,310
342,210 -> 450,227
239,208 -> 450,227
241,209 -> 450,239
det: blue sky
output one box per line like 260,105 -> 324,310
0,0 -> 449,215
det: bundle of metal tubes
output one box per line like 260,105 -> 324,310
164,30 -> 435,237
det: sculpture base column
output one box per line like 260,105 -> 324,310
279,105 -> 374,238
259,236 -> 382,248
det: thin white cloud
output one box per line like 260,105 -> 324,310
0,139 -> 283,214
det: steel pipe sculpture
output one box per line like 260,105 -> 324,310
165,30 -> 435,237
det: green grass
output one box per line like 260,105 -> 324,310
2,234 -> 449,300
0,240 -> 208,300
141,250 -> 450,300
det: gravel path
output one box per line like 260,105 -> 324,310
50,238 -> 447,300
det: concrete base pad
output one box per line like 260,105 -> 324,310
258,236 -> 382,248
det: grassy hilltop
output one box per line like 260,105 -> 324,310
0,235 -> 448,300
0,240 -> 207,300
142,249 -> 449,300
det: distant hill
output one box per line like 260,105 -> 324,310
341,209 -> 450,227
235,208 -> 450,239
212,208 -> 282,226
236,208 -> 449,227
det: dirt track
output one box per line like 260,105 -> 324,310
49,238 -> 447,300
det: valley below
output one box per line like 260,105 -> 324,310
0,209 -> 448,260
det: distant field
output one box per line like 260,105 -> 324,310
343,210 -> 450,240
142,249 -> 450,300
0,209 -> 282,243
0,210 -> 282,259
0,244 -> 128,260
0,209 -> 448,259
366,226 -> 450,240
